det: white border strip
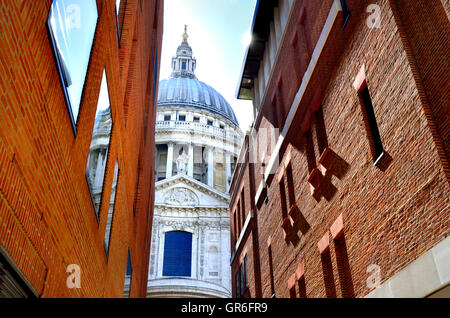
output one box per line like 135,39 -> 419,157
233,209 -> 253,254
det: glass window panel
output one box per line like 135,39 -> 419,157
244,255 -> 248,287
163,231 -> 192,277
86,69 -> 113,219
235,271 -> 240,298
126,250 -> 132,276
104,159 -> 119,255
116,0 -> 121,16
47,0 -> 98,127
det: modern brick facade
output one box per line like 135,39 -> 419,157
231,0 -> 449,298
0,0 -> 163,297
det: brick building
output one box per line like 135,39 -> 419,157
0,0 -> 163,297
230,0 -> 449,298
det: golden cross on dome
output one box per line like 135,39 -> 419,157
182,25 -> 188,42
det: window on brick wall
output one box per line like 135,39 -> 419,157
237,200 -> 242,233
285,163 -> 295,209
233,210 -> 237,246
241,189 -> 246,227
115,0 -> 122,42
278,178 -> 288,220
104,159 -> 120,257
126,250 -> 132,276
47,0 -> 98,133
86,69 -> 113,220
358,85 -> 384,164
239,264 -> 244,297
340,0 -> 351,28
124,249 -> 132,298
268,244 -> 276,297
234,270 -> 240,298
243,254 -> 248,290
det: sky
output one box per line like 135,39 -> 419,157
160,0 -> 258,131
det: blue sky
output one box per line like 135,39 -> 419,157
160,0 -> 258,130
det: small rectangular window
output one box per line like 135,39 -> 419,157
358,85 -> 384,164
193,117 -> 200,123
164,115 -> 171,121
234,271 -> 240,298
340,0 -> 351,28
179,115 -> 186,121
239,264 -> 244,296
207,120 -> 213,126
241,189 -> 246,227
233,211 -> 238,246
182,61 -> 187,70
104,160 -> 119,256
243,254 -> 248,289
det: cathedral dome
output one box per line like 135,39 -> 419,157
157,25 -> 239,126
157,77 -> 239,126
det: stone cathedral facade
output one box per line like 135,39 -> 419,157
146,28 -> 243,298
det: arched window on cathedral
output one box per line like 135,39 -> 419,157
208,246 -> 219,277
163,231 -> 192,277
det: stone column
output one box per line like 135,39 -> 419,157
225,153 -> 232,192
207,147 -> 214,187
166,142 -> 174,178
188,143 -> 194,178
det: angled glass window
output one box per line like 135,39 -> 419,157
126,250 -> 132,277
124,249 -> 132,298
116,0 -> 121,16
163,231 -> 192,277
47,0 -> 98,131
104,159 -> 119,256
115,0 -> 122,41
86,69 -> 113,219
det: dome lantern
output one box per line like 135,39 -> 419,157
171,25 -> 197,79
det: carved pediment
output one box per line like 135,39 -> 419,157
163,187 -> 199,206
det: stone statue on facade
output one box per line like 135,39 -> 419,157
176,150 -> 189,174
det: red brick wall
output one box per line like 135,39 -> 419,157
0,0 -> 163,297
387,0 -> 450,180
230,0 -> 449,298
